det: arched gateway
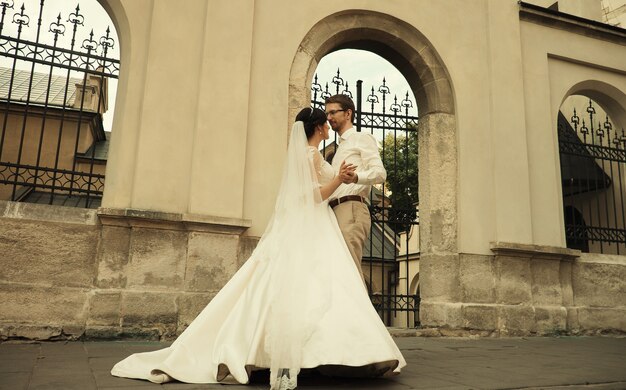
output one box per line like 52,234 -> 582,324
289,10 -> 458,327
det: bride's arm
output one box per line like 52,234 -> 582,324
312,152 -> 354,201
319,172 -> 343,201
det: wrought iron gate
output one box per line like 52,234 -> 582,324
0,0 -> 119,208
559,99 -> 626,254
311,69 -> 420,327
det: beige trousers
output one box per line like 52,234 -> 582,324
332,200 -> 371,284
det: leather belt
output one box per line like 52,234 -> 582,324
329,195 -> 365,209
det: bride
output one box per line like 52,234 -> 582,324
111,107 -> 407,389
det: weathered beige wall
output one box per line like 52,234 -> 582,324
520,16 -> 626,249
99,0 -> 256,221
0,0 -> 610,336
99,0 -> 619,252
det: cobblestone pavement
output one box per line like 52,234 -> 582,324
1,336 -> 625,389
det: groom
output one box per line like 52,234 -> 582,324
325,94 -> 387,285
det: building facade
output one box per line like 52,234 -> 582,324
1,0 -> 625,340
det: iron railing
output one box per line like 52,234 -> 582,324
559,99 -> 626,254
0,0 -> 118,208
312,69 -> 420,327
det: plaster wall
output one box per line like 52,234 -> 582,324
520,18 -> 626,248
96,0 -> 546,259
97,1 -> 626,250
97,0 -> 487,245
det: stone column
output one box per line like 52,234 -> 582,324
417,112 -> 461,327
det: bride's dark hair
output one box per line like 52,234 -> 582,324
295,107 -> 327,139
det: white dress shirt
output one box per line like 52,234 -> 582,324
330,127 -> 387,201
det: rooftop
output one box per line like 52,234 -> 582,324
0,67 -> 84,107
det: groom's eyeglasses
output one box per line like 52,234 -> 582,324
326,109 -> 345,117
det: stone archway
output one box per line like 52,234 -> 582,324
289,9 -> 458,327
563,80 -> 626,127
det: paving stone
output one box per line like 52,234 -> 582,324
33,357 -> 91,370
84,343 -> 130,358
0,357 -> 35,373
99,388 -> 169,390
0,336 -> 624,389
89,356 -> 123,370
92,369 -> 154,388
0,372 -> 30,390
28,372 -> 97,390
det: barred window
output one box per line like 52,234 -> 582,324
558,96 -> 626,254
0,0 -> 119,208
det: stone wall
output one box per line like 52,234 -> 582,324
420,242 -> 626,335
569,253 -> 626,332
1,200 -> 624,340
0,201 -> 255,341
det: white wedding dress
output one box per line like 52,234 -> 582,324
111,122 -> 406,389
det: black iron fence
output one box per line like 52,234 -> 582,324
312,69 -> 420,327
0,0 -> 118,208
559,99 -> 626,254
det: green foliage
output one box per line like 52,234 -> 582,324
380,127 -> 418,233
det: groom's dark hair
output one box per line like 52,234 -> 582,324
325,94 -> 355,122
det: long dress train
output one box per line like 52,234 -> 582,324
111,122 -> 406,388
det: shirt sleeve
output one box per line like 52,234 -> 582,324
355,133 -> 387,185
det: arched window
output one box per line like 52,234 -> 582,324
0,0 -> 119,208
558,95 -> 626,254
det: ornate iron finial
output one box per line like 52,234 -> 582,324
99,26 -> 115,51
320,82 -> 331,100
68,4 -> 84,26
604,116 -> 613,132
332,68 -> 344,87
570,108 -> 579,129
613,132 -> 622,148
378,77 -> 390,95
596,121 -> 605,141
311,74 -> 322,93
586,99 -> 595,115
13,3 -> 30,27
580,119 -> 589,136
332,68 -> 344,95
82,28 -> 97,51
0,0 -> 14,35
401,91 -> 413,109
49,12 -> 65,35
390,95 -> 401,114
342,81 -> 352,98
367,86 -> 379,104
